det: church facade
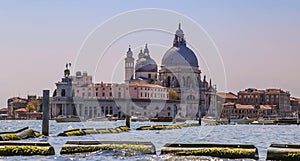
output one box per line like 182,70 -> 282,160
50,24 -> 217,120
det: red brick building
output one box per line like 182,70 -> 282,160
237,88 -> 291,117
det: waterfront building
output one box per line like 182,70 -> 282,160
6,95 -> 42,119
214,92 -> 238,118
220,103 -> 277,119
216,92 -> 238,104
7,97 -> 28,118
290,97 -> 300,114
14,108 -> 27,119
50,24 -> 217,120
0,108 -> 8,120
219,88 -> 292,119
237,88 -> 291,117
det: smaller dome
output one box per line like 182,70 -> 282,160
135,44 -> 157,72
135,57 -> 157,72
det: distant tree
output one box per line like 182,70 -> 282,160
169,89 -> 178,100
26,99 -> 40,112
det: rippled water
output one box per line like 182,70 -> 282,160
1,120 -> 300,160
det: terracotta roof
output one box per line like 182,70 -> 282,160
260,105 -> 275,110
224,102 -> 235,106
290,97 -> 298,101
14,108 -> 27,112
238,88 -> 289,95
0,108 -> 8,111
235,104 -> 255,109
217,92 -> 237,99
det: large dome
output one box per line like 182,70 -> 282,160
161,45 -> 199,67
161,24 -> 199,67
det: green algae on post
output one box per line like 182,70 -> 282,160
0,142 -> 55,156
118,126 -> 131,131
161,143 -> 258,159
169,147 -> 256,159
136,123 -> 198,131
57,129 -> 85,136
60,140 -> 156,155
61,144 -> 154,155
267,144 -> 300,160
0,127 -> 43,141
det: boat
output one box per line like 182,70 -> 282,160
150,116 -> 173,122
202,116 -> 218,124
175,117 -> 187,122
130,116 -> 149,122
217,116 -> 254,124
55,115 -> 83,122
87,115 -> 119,121
87,117 -> 110,121
274,117 -> 299,124
252,117 -> 275,125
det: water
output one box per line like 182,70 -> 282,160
1,120 -> 300,160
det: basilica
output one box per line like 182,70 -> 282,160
50,24 -> 217,120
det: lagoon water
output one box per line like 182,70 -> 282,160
1,120 -> 300,160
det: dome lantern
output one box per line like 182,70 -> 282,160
138,49 -> 145,59
126,46 -> 133,58
173,23 -> 186,47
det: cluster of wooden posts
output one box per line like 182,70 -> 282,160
0,126 -> 300,160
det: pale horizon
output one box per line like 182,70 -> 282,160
1,1 -> 300,107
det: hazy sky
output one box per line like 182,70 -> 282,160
0,1 -> 299,107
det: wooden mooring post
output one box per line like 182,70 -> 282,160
42,90 -> 50,136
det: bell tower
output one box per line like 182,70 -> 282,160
125,46 -> 135,83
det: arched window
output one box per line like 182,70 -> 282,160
61,89 -> 66,97
182,76 -> 186,86
167,76 -> 171,87
187,76 -> 191,87
187,95 -> 195,101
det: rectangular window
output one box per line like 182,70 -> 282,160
102,93 -> 105,97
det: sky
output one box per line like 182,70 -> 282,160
0,0 -> 299,107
